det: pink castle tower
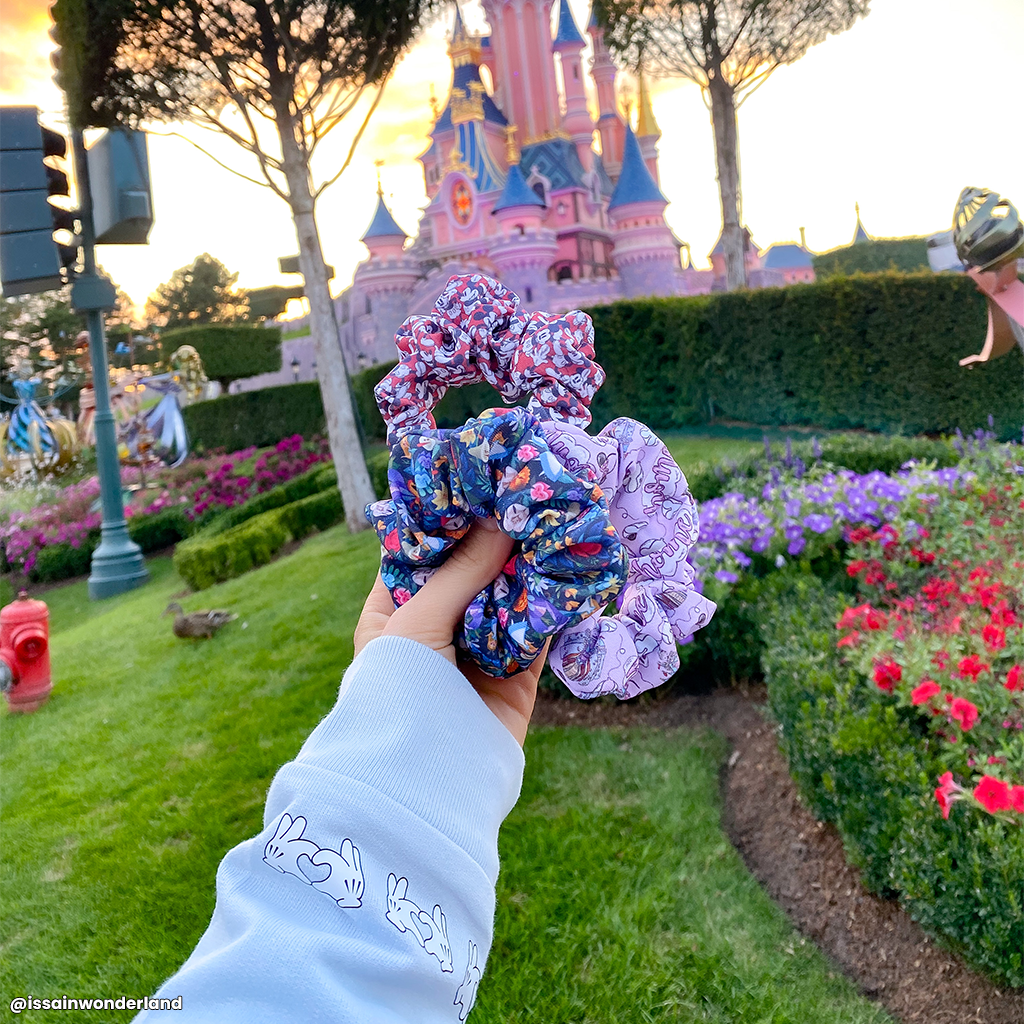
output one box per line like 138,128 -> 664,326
608,126 -> 680,297
552,0 -> 594,172
587,4 -> 626,178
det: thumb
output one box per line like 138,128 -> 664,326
381,519 -> 514,661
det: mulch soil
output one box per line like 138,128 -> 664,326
531,685 -> 1023,1024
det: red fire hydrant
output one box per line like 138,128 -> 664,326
1,591 -> 52,713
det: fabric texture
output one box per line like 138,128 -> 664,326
370,272 -> 715,697
134,636 -> 524,1023
367,407 -> 626,677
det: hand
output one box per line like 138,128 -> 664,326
354,519 -> 548,746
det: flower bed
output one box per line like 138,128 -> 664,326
0,435 -> 332,582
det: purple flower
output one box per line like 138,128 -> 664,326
714,569 -> 739,584
802,513 -> 834,534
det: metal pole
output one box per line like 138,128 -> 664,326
70,127 -> 148,600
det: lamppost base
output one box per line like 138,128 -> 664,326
88,539 -> 149,600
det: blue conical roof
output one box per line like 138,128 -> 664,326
607,127 -> 666,211
492,163 -> 545,212
360,192 -> 406,240
588,3 -> 600,30
553,0 -> 585,47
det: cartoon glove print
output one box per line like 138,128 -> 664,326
454,941 -> 481,1020
386,873 -> 454,972
306,838 -> 364,908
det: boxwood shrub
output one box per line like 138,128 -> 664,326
174,488 -> 343,591
758,572 -> 1023,987
159,324 -> 282,387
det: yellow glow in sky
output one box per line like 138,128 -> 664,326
2,0 -> 1022,312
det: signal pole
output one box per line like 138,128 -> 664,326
69,127 -> 147,599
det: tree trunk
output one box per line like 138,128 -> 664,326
708,73 -> 747,291
277,119 -> 375,532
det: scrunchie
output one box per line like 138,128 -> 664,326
541,417 -> 716,699
375,274 -> 604,442
366,407 -> 627,677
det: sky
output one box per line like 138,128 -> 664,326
2,0 -> 1023,316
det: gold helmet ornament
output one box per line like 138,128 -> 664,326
952,187 -> 1024,271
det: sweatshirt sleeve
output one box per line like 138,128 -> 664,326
134,635 -> 526,1024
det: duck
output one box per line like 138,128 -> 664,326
164,602 -> 237,639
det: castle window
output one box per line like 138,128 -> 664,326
573,63 -> 579,81
365,295 -> 372,315
516,223 -> 525,235
525,287 -> 533,303
532,181 -> 547,204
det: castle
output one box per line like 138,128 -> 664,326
334,1 -> 812,373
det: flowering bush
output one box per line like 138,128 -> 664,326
833,448 -> 1024,823
0,435 -> 332,579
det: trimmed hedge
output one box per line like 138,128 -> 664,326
759,573 -> 1023,987
183,382 -> 325,452
812,237 -> 931,276
174,488 -> 343,591
160,324 -> 282,386
352,275 -> 1021,442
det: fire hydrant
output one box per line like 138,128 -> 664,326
0,591 -> 52,713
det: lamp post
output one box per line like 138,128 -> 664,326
70,127 -> 147,600
291,355 -> 300,383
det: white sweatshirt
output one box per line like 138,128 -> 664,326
135,635 -> 525,1023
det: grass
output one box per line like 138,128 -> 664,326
1,526 -> 891,1022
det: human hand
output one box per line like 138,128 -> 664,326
354,519 -> 548,746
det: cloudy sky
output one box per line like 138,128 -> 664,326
2,0 -> 1022,313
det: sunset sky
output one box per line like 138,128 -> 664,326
2,0 -> 1022,315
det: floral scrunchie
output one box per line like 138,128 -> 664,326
366,406 -> 627,677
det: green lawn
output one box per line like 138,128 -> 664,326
1,527 -> 891,1022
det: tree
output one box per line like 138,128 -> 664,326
595,0 -> 870,290
50,0 -> 441,532
147,253 -> 249,330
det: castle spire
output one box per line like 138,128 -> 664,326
608,126 -> 666,211
636,72 -> 660,139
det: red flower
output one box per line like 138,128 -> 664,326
949,697 -> 979,732
846,560 -> 868,577
932,649 -> 950,671
973,775 -> 1012,814
911,680 -> 941,705
1011,786 -> 1024,814
847,526 -> 873,543
836,632 -> 860,649
956,654 -> 989,682
934,771 -> 962,820
982,624 -> 1006,650
1005,665 -> 1024,692
990,601 -> 1019,628
873,660 -> 902,692
864,607 -> 888,631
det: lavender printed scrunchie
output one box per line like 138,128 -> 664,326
368,273 -> 715,696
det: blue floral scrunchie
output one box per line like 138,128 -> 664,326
366,407 -> 627,677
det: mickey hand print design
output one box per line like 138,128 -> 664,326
454,941 -> 481,1020
386,873 -> 454,973
263,813 -> 364,909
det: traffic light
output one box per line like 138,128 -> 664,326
0,106 -> 79,296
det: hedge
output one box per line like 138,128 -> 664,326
160,324 -> 282,386
183,382 -> 325,452
759,572 -> 1023,987
352,274 -> 1021,442
173,488 -> 343,591
812,237 -> 931,276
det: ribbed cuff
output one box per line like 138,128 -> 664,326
294,636 -> 525,881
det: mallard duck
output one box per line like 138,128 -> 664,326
164,602 -> 237,639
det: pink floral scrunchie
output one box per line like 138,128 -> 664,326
369,273 -> 715,697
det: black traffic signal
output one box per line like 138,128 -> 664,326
0,106 -> 79,296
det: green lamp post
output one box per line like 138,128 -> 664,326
70,127 -> 148,600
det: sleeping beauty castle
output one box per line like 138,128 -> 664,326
335,1 -> 802,371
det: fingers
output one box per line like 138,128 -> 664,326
353,571 -> 396,656
382,520 -> 514,656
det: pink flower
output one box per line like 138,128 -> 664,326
949,697 -> 979,732
516,444 -> 539,462
1005,665 -> 1024,692
497,607 -> 509,627
973,775 -> 1012,814
982,624 -> 1006,651
393,587 -> 412,606
1011,786 -> 1024,814
934,771 -> 962,819
911,680 -> 941,705
530,481 -> 553,502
